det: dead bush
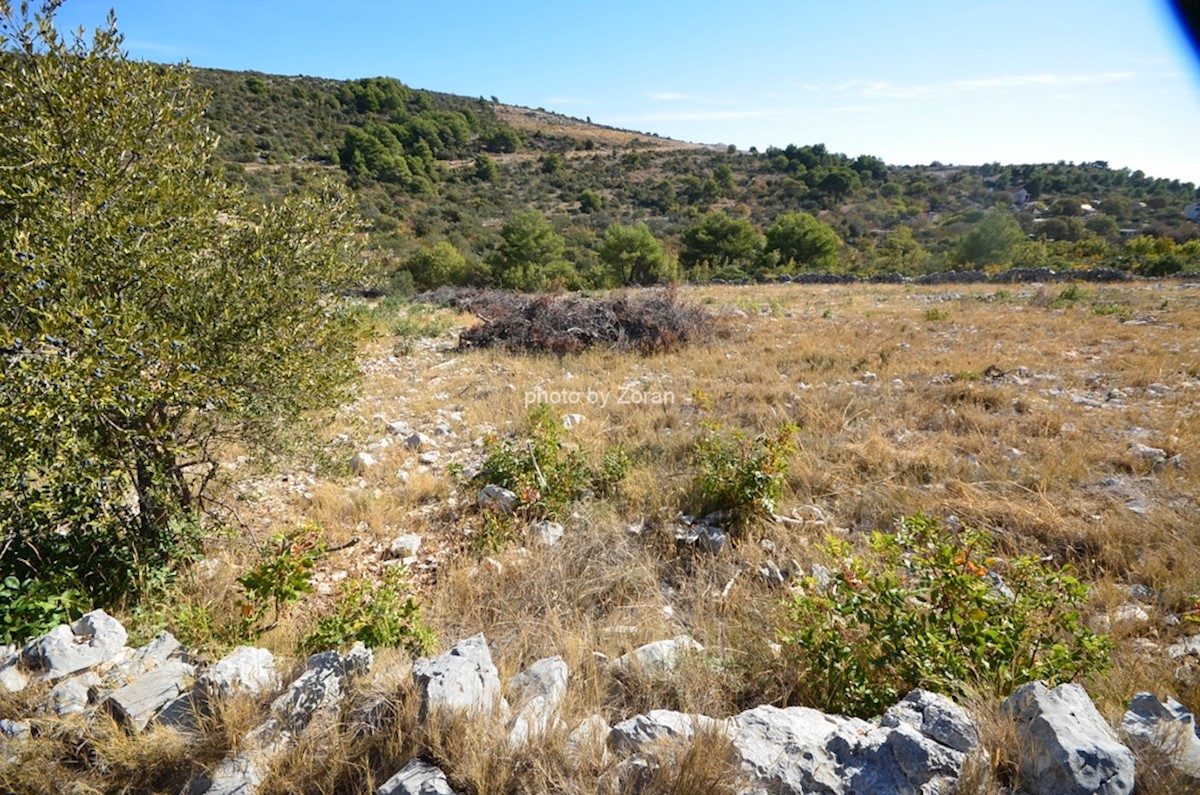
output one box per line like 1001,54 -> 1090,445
424,287 -> 712,355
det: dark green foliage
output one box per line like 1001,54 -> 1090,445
781,514 -> 1111,717
473,152 -> 499,182
764,212 -> 842,271
599,223 -> 678,285
483,126 -> 522,153
679,212 -> 764,279
488,209 -> 575,291
0,575 -> 88,644
578,188 -> 604,213
237,527 -> 326,635
0,5 -> 365,609
957,211 -> 1026,265
403,241 -> 482,289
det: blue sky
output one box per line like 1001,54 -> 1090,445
50,0 -> 1200,185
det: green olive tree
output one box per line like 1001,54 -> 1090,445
0,2 -> 365,609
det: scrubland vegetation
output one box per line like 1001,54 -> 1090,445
4,3 -> 1200,793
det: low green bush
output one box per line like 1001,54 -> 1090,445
780,513 -> 1110,717
0,576 -> 88,645
301,566 -> 433,654
474,403 -> 619,522
237,525 -> 325,636
691,416 -> 797,530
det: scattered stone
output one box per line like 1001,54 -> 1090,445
45,674 -> 99,716
194,645 -> 371,795
350,452 -> 378,473
0,719 -> 31,740
270,644 -> 372,734
103,659 -> 195,732
674,522 -> 727,554
1113,603 -> 1151,625
530,520 -> 564,547
1130,443 -> 1168,465
507,656 -> 569,746
1169,635 -> 1200,658
1120,692 -> 1200,781
192,646 -> 280,716
377,759 -> 458,795
881,689 -> 981,754
0,652 -> 28,693
1004,681 -> 1134,795
509,656 -> 569,711
608,709 -> 724,756
21,610 -> 128,682
477,484 -> 517,513
613,636 -> 703,676
413,634 -> 504,720
405,432 -> 436,451
568,714 -> 611,762
1122,583 -> 1159,604
561,414 -> 585,430
123,631 -> 180,672
387,534 -> 423,560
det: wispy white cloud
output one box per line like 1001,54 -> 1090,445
125,39 -> 191,58
830,72 -> 1136,100
613,109 -> 776,123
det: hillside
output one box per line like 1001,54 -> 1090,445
190,67 -> 1200,292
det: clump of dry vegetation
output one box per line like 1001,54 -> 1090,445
427,287 -> 713,354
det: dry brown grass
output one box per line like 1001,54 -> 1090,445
53,279 -> 1199,791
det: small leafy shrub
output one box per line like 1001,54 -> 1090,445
922,307 -> 950,321
781,513 -> 1110,717
692,420 -> 797,529
599,445 -> 633,494
237,525 -> 326,635
471,510 -> 520,555
1046,282 -> 1086,308
301,566 -> 434,654
473,403 -> 603,521
1090,302 -> 1133,321
0,576 -> 88,644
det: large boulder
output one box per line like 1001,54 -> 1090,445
413,634 -> 504,720
1004,681 -> 1135,795
103,659 -> 195,732
21,610 -> 128,681
1120,692 -> 1200,782
729,690 -> 980,795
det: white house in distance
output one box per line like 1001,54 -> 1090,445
1187,202 -> 1200,221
